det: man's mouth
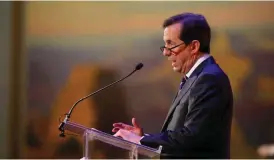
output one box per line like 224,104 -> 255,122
172,61 -> 176,67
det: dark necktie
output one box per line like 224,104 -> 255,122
179,76 -> 188,90
172,76 -> 188,102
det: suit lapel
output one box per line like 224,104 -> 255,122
160,56 -> 216,132
160,76 -> 198,132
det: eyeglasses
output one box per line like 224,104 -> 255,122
160,42 -> 185,53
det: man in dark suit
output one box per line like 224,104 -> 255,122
112,12 -> 233,159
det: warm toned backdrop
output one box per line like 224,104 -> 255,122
23,1 -> 274,158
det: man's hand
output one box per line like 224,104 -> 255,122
257,144 -> 274,157
112,118 -> 144,136
113,129 -> 142,144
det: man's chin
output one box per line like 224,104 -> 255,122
172,67 -> 181,73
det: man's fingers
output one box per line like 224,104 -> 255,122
113,129 -> 127,138
113,131 -> 120,137
113,123 -> 133,130
132,117 -> 141,128
113,123 -> 123,127
112,127 -> 119,133
257,145 -> 274,157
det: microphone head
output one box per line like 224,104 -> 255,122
135,63 -> 144,70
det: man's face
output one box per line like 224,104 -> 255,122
163,23 -> 191,74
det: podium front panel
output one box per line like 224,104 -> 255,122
83,128 -> 161,159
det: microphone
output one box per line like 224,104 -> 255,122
58,63 -> 144,137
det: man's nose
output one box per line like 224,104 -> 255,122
162,49 -> 171,57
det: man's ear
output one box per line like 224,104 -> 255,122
190,40 -> 200,55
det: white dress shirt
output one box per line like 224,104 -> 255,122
186,54 -> 211,78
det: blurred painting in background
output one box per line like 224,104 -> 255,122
23,1 -> 274,158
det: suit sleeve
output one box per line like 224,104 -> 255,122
140,74 -> 226,150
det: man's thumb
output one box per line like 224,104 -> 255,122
132,117 -> 140,128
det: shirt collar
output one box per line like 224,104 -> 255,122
186,54 -> 211,78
